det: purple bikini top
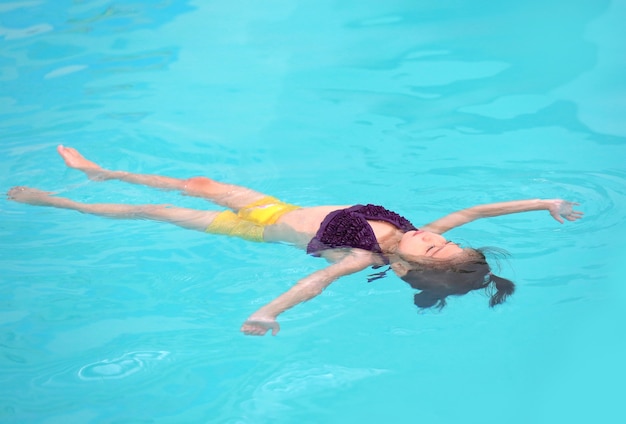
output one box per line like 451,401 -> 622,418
306,204 -> 417,256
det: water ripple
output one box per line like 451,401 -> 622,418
77,350 -> 170,381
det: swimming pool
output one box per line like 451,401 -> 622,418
2,0 -> 625,423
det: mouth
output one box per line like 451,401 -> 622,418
412,230 -> 424,237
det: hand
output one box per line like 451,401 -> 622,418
547,199 -> 584,224
241,315 -> 280,336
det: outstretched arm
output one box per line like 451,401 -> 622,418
422,199 -> 583,234
241,250 -> 376,336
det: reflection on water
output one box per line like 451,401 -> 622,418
238,363 -> 387,421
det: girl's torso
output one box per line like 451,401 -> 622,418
267,205 -> 409,255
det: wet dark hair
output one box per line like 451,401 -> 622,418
401,248 -> 515,310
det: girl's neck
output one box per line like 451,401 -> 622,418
378,229 -> 403,255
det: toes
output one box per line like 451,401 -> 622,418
7,186 -> 27,198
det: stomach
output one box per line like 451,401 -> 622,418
276,205 -> 349,237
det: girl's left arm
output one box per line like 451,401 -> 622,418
240,250 -> 376,336
422,199 -> 583,234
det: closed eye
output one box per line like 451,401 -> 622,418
429,242 -> 453,254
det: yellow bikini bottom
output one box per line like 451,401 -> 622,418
206,196 -> 300,242
236,196 -> 301,225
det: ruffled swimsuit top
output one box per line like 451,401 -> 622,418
306,204 -> 417,258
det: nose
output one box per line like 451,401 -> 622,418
422,232 -> 445,243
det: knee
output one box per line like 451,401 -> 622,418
183,176 -> 216,195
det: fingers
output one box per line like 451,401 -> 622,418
240,324 -> 263,336
565,213 -> 584,221
241,327 -> 276,336
565,210 -> 584,221
240,320 -> 280,336
550,211 -> 564,224
553,201 -> 584,224
241,327 -> 267,336
240,325 -> 269,336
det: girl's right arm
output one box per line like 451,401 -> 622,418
422,199 -> 583,234
240,250 -> 376,336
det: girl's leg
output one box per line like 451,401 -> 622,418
57,145 -> 267,211
7,187 -> 218,231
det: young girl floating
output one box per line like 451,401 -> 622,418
8,145 -> 583,336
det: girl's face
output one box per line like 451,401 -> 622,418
397,230 -> 464,261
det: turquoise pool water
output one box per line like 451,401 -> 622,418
2,1 -> 626,423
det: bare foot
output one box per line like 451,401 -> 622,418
7,186 -> 55,205
57,145 -> 109,180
